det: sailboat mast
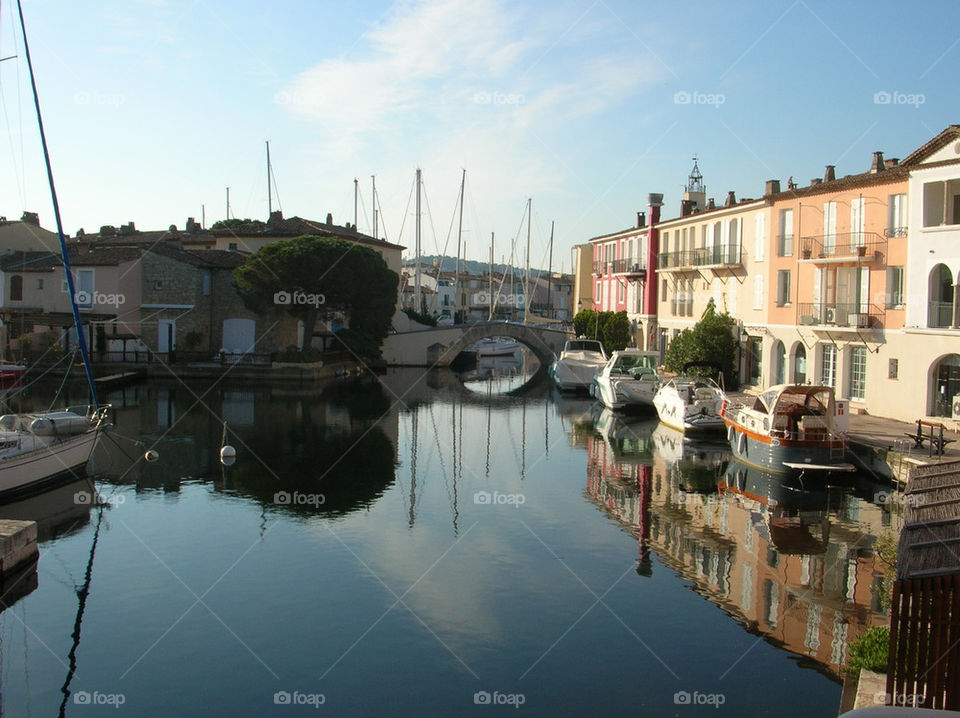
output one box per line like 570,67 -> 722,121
266,140 -> 272,216
354,178 -> 358,228
226,187 -> 230,220
371,175 -> 377,239
455,169 -> 465,323
548,220 -> 554,319
523,198 -> 531,326
415,169 -> 421,311
488,233 -> 494,321
16,0 -> 98,407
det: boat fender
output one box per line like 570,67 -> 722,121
29,418 -> 56,436
144,449 -> 160,462
727,425 -> 735,443
0,415 -> 15,431
737,431 -> 747,456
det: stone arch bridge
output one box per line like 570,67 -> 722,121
382,321 -> 572,367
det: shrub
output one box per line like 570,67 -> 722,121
844,626 -> 890,675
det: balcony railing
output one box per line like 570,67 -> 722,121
798,232 -> 886,262
796,302 -> 884,329
611,257 -> 647,275
884,226 -> 908,238
928,301 -> 954,328
657,245 -> 741,270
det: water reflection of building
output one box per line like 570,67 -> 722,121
585,421 -> 890,679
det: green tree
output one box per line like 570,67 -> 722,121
233,235 -> 398,358
573,309 -> 601,339
600,311 -> 632,352
663,299 -> 738,388
211,218 -> 267,232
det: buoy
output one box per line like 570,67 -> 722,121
144,449 -> 159,462
220,445 -> 236,464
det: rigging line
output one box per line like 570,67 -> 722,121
492,202 -> 527,305
433,178 -> 461,278
395,175 -> 415,248
373,183 -> 390,243
419,174 -> 441,268
356,186 -> 370,236
268,161 -> 282,214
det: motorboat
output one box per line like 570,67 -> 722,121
592,349 -> 660,411
652,365 -> 726,434
720,384 -> 854,475
473,337 -> 521,357
549,339 -> 607,392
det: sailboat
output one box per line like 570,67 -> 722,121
0,1 -> 112,500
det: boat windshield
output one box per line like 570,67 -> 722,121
612,354 -> 658,373
773,388 -> 831,416
566,340 -> 604,354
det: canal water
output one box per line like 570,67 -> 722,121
0,361 -> 896,716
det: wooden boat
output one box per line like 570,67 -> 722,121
720,384 -> 854,475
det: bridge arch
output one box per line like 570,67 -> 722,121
436,322 -> 569,367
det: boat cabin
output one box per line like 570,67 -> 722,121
752,385 -> 836,441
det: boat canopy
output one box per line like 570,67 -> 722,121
753,384 -> 835,416
564,339 -> 605,354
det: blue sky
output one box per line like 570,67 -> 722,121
0,0 -> 957,272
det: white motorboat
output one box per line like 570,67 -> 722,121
720,384 -> 854,475
592,349 -> 661,411
652,365 -> 726,434
549,339 -> 607,392
473,337 -> 521,357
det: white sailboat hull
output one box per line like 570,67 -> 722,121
0,428 -> 102,498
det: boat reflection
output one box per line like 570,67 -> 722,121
586,420 -> 891,679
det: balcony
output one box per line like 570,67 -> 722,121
884,226 -> 908,238
611,257 -> 647,278
798,232 -> 886,264
593,260 -> 608,276
657,246 -> 742,272
796,302 -> 884,330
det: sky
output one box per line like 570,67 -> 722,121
0,0 -> 957,273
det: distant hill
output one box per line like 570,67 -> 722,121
404,255 -> 561,277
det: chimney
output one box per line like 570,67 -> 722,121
824,165 -> 836,182
765,179 -> 781,195
20,211 -> 39,226
647,193 -> 664,207
681,199 -> 696,216
871,151 -> 885,173
810,178 -> 822,186
707,198 -> 716,210
885,158 -> 900,169
636,211 -> 646,228
326,212 -> 333,225
724,191 -> 736,207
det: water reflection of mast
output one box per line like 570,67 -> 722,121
409,409 -> 418,528
485,382 -> 492,477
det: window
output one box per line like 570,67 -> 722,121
154,280 -> 164,291
889,358 -> 899,380
617,281 -> 624,303
228,242 -> 238,251
776,270 -> 791,306
885,266 -> 904,308
777,209 -> 793,256
922,180 -> 960,227
823,201 -> 837,255
9,275 -> 22,301
820,344 -> 837,388
37,278 -> 44,290
754,213 -> 766,261
753,274 -> 764,310
850,198 -> 865,248
660,278 -> 667,302
887,193 -> 907,237
202,273 -> 211,296
849,346 -> 866,401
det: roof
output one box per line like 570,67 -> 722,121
896,460 -> 960,580
212,214 -> 406,252
0,251 -> 60,272
0,243 -> 246,272
900,125 -> 960,166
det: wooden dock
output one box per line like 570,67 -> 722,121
0,519 -> 38,578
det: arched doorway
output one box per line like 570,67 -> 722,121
928,264 -> 954,328
772,340 -> 786,385
931,354 -> 960,417
793,343 -> 807,384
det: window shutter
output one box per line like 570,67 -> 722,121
754,213 -> 765,261
859,266 -> 869,313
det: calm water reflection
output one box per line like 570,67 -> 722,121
0,368 -> 894,716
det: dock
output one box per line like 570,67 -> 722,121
0,519 -> 38,578
94,370 -> 147,390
